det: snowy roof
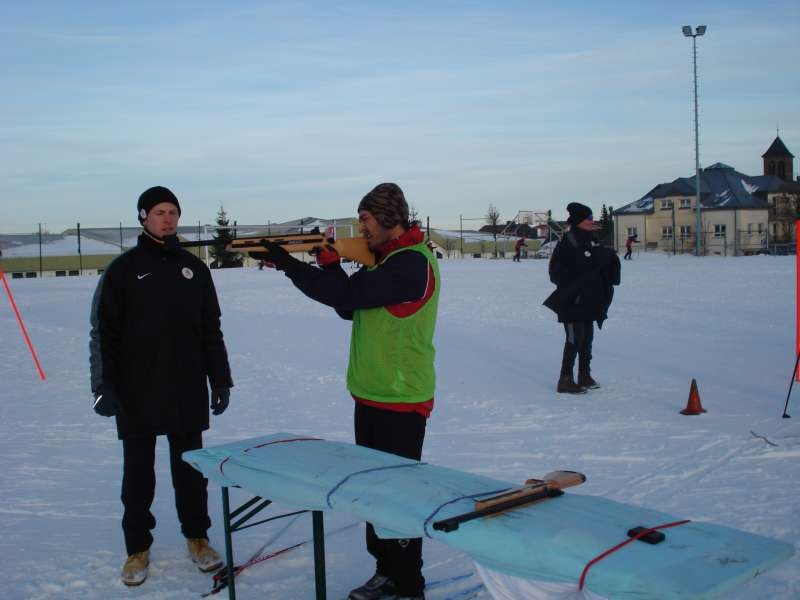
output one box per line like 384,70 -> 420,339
614,163 -> 770,215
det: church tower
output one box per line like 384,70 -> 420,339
762,134 -> 794,182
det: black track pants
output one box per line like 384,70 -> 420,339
354,402 -> 427,596
121,431 -> 210,555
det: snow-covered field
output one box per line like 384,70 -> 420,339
1,253 -> 797,599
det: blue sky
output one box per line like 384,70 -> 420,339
2,1 -> 798,233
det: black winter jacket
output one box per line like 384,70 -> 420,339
545,229 -> 621,327
89,233 -> 233,439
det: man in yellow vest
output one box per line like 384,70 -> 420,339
253,183 -> 439,600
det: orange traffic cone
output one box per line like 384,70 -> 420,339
680,378 -> 707,415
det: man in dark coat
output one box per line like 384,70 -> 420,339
89,186 -> 233,586
544,202 -> 620,393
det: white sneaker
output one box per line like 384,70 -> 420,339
187,538 -> 223,572
121,550 -> 149,586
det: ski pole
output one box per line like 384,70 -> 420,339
782,353 -> 800,418
0,266 -> 46,380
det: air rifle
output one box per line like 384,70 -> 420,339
179,228 -> 376,266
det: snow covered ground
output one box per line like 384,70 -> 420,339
1,253 -> 797,599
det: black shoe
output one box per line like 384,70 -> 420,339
348,573 -> 397,600
557,375 -> 586,394
578,371 -> 600,389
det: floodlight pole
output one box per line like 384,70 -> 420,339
683,25 -> 706,257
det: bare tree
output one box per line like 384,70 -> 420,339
409,203 -> 420,224
486,203 -> 500,257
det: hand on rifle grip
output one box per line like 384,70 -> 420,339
312,244 -> 340,266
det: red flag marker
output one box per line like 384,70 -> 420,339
0,266 -> 46,380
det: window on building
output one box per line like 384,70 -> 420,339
778,163 -> 786,179
757,223 -> 764,234
56,270 -> 66,277
661,199 -> 673,210
680,225 -> 691,239
662,226 -> 673,240
25,272 -> 37,278
679,198 -> 692,209
627,226 -> 638,238
714,224 -> 727,238
768,161 -> 776,175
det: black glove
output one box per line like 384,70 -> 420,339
248,239 -> 294,271
93,386 -> 120,417
210,387 -> 230,415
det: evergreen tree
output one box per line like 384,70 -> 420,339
210,205 -> 243,269
599,204 -> 614,245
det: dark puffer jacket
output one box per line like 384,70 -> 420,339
89,234 -> 233,439
545,229 -> 621,327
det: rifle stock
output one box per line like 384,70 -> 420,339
474,470 -> 586,511
181,231 -> 376,266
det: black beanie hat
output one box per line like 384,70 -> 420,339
137,186 -> 181,223
357,183 -> 410,229
566,202 -> 593,226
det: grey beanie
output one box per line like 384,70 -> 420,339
357,183 -> 409,229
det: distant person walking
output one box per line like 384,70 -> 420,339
513,236 -> 528,262
89,186 -> 233,586
624,235 -> 637,260
544,202 -> 620,394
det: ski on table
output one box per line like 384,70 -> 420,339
432,470 -> 586,533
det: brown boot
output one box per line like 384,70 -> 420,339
557,375 -> 586,394
578,371 -> 599,389
187,538 -> 223,572
121,550 -> 149,586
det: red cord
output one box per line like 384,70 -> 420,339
578,519 -> 691,590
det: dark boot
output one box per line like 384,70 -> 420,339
578,371 -> 599,389
557,375 -> 586,394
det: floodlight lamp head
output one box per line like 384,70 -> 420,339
682,25 -> 692,36
696,25 -> 707,35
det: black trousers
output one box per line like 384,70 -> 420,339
560,321 -> 594,377
121,431 -> 210,555
354,402 -> 427,596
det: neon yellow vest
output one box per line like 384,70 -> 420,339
346,243 -> 440,404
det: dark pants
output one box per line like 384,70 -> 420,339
624,248 -> 632,259
560,321 -> 594,377
354,402 -> 427,596
121,431 -> 210,555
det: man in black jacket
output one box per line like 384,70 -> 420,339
89,186 -> 233,586
545,202 -> 620,393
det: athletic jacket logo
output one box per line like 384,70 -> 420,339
137,273 -> 151,280
182,267 -> 194,280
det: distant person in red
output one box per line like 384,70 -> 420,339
513,236 -> 528,262
624,235 -> 637,260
